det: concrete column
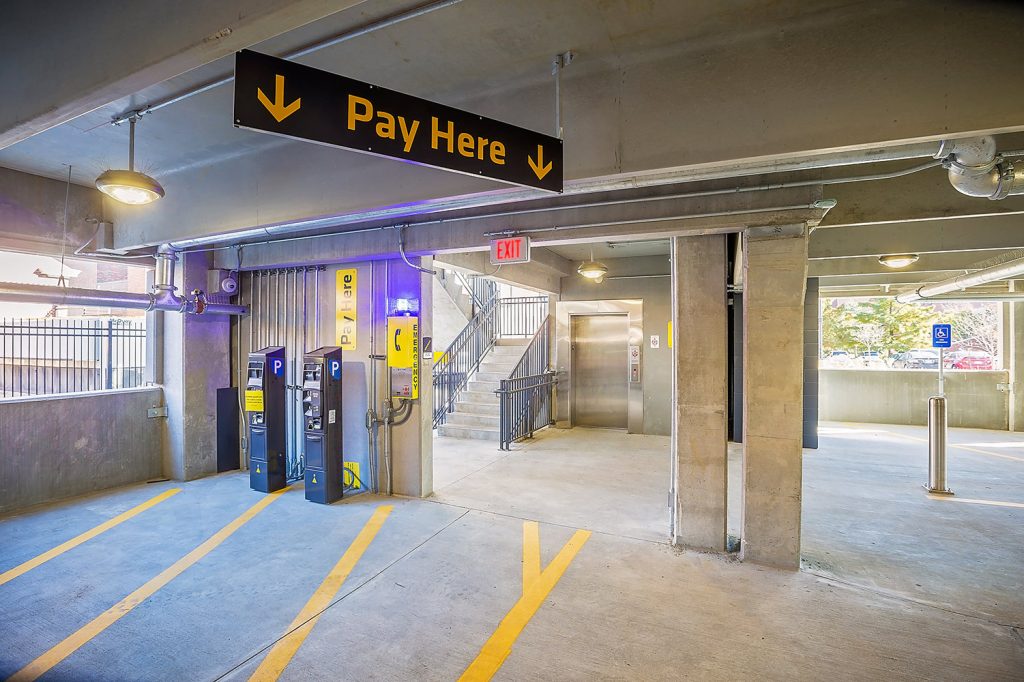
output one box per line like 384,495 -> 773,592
385,257 -> 433,497
1010,291 -> 1024,432
803,278 -> 819,449
162,251 -> 230,481
740,224 -> 809,569
671,235 -> 728,552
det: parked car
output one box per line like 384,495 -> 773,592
857,350 -> 884,367
824,350 -> 853,367
947,350 -> 994,370
892,349 -> 940,369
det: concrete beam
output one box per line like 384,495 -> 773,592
808,250 -> 1024,278
671,235 -> 728,552
91,0 -> 1024,250
741,224 -> 808,569
809,215 -> 1024,260
0,0 -> 363,148
821,157 -> 1024,228
0,167 -> 105,256
434,248 -> 572,294
214,187 -> 823,270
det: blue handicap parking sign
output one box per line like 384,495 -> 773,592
932,323 -> 951,348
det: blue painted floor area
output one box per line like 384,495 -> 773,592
0,426 -> 1022,680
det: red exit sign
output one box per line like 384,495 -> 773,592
489,235 -> 531,265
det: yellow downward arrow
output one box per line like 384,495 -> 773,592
257,74 -> 301,123
527,145 -> 552,180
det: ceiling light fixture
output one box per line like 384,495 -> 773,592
577,247 -> 608,283
95,115 -> 165,205
878,254 -> 920,269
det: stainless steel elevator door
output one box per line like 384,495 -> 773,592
571,314 -> 629,429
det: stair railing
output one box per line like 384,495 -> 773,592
432,294 -> 549,429
432,292 -> 499,428
495,315 -> 555,450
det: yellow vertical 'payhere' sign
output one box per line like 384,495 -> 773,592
335,269 -> 357,350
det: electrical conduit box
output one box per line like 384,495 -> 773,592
302,347 -> 344,504
247,347 -> 287,493
387,316 -> 419,399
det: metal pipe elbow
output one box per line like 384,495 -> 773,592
936,136 -> 997,171
947,160 -> 1024,200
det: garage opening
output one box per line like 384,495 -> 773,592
430,240 -> 673,542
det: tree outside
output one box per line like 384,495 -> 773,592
820,297 -> 1002,369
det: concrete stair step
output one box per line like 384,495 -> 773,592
438,424 -> 500,441
454,401 -> 500,415
459,389 -> 500,405
494,339 -> 530,347
467,379 -> 500,392
444,412 -> 500,427
474,370 -> 512,382
477,366 -> 516,377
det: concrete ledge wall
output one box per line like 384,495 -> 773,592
0,387 -> 165,514
821,369 -> 1009,430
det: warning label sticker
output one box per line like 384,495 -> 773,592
244,390 -> 265,412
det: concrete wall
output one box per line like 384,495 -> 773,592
0,387 -> 165,514
559,255 -> 671,436
821,369 -> 1010,430
163,251 -> 231,481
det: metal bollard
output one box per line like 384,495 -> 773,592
926,395 -> 953,495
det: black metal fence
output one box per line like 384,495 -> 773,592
432,295 -> 549,428
496,317 -> 555,450
0,318 -> 147,398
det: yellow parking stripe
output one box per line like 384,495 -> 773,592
9,486 -> 292,682
460,523 -> 591,682
0,488 -> 181,588
884,430 -> 1024,463
928,495 -> 1024,509
249,505 -> 393,682
522,521 -> 540,592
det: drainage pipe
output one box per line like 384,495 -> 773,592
0,246 -> 247,315
896,255 -> 1024,304
936,136 -> 1024,200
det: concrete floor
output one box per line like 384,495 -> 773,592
0,423 -> 1021,679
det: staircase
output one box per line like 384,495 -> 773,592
436,339 -> 528,441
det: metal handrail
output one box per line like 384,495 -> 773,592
432,294 -> 549,429
432,292 -> 499,427
495,316 -> 554,449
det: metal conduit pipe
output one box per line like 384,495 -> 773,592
109,0 -> 464,126
0,246 -> 247,315
936,136 -> 1024,200
895,254 -> 1024,303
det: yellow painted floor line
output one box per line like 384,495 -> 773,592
522,521 -> 540,593
928,495 -> 1024,509
460,522 -> 591,682
867,429 -> 1024,464
249,505 -> 393,682
0,488 -> 182,588
8,486 -> 292,682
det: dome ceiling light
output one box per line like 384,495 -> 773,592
577,247 -> 609,283
878,254 -> 920,269
95,115 -> 165,205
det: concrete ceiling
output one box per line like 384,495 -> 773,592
2,0 -> 1023,297
544,240 -> 669,262
0,0 -> 861,188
